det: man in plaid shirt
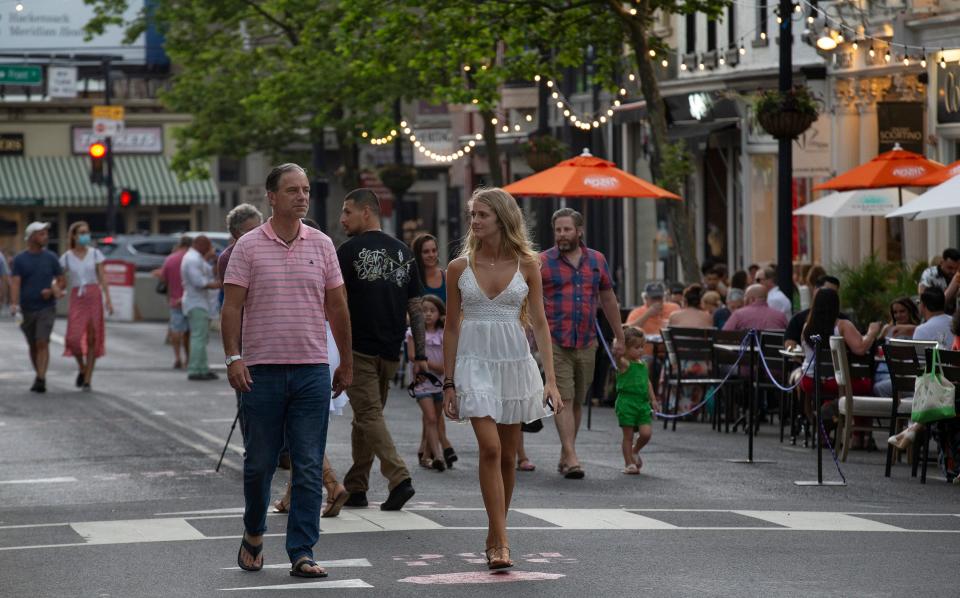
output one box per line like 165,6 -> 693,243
540,208 -> 625,479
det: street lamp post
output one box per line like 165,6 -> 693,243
777,0 -> 794,298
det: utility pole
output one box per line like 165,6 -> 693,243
103,56 -> 117,235
776,0 -> 794,298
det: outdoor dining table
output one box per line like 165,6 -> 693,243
714,339 -> 773,465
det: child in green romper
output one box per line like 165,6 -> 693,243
616,328 -> 659,474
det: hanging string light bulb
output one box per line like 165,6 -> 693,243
884,48 -> 891,62
869,45 -> 876,58
940,49 -> 947,68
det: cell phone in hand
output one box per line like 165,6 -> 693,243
546,397 -> 555,413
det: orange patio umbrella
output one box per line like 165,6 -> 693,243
912,159 -> 960,187
504,149 -> 680,200
813,143 -> 943,191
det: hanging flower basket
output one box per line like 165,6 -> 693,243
754,86 -> 819,140
378,163 -> 417,197
520,134 -> 568,172
757,110 -> 817,140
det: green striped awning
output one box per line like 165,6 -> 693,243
0,155 -> 218,207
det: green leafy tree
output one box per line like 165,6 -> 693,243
84,0 -> 415,187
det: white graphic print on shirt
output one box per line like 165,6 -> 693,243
353,248 -> 412,288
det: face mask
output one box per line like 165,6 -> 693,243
77,233 -> 92,246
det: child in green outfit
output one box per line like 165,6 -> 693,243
616,328 -> 659,474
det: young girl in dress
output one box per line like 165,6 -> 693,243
442,188 -> 562,570
406,295 -> 455,471
616,328 -> 659,474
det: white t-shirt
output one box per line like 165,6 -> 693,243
180,247 -> 214,315
59,248 -> 105,295
767,286 -> 792,318
912,313 -> 954,349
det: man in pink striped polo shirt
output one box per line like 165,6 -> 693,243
222,163 -> 352,579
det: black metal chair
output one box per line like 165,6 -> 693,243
713,329 -> 749,433
799,343 -> 838,448
882,343 -> 923,478
756,330 -> 787,441
661,327 -> 724,431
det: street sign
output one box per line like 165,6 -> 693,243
92,105 -> 125,137
48,66 -> 78,99
0,65 -> 42,86
92,105 -> 125,121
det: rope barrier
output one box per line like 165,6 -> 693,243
755,340 -> 814,392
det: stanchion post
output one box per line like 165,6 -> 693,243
814,336 -> 823,484
794,335 -> 844,485
748,330 -> 755,462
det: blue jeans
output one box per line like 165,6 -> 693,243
241,364 -> 331,563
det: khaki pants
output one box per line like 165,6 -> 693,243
553,344 -> 597,404
343,352 -> 410,493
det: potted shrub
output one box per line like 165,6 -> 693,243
520,134 -> 568,172
754,85 -> 818,140
378,163 -> 417,198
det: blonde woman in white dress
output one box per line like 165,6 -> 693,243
442,188 -> 562,570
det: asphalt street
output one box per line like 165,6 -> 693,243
0,318 -> 957,598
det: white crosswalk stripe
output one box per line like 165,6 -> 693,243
0,508 -> 958,552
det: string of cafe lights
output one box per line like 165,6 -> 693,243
797,0 -> 957,68
362,121 -> 481,163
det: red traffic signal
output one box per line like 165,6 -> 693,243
89,142 -> 107,184
89,142 -> 107,159
119,188 -> 140,208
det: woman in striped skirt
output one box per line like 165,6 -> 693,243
60,221 -> 113,391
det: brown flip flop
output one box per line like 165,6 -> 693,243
322,489 -> 349,518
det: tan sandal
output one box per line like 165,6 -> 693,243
485,546 -> 513,570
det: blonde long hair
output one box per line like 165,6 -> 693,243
458,187 -> 538,322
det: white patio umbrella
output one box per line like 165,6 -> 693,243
793,187 -> 918,218
886,174 -> 960,220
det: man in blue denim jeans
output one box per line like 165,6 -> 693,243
222,163 -> 353,578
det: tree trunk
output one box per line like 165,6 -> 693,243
481,108 -> 503,187
615,0 -> 700,284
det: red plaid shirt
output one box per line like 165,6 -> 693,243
539,243 -> 613,349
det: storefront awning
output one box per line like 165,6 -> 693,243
0,155 -> 217,208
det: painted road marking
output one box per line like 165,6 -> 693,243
514,509 -> 677,530
0,476 -> 77,485
219,579 -> 373,591
2,509 -> 960,552
222,558 -> 372,571
71,518 -> 206,544
398,571 -> 565,585
734,511 -> 906,532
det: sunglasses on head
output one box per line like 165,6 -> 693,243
407,371 -> 443,398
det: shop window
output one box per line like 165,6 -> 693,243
707,18 -> 717,52
757,0 -> 768,39
685,14 -> 696,54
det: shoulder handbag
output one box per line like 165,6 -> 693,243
912,347 -> 958,424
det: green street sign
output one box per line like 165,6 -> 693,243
0,65 -> 42,86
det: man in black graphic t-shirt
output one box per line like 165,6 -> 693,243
338,188 -> 425,512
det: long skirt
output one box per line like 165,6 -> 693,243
63,284 -> 106,358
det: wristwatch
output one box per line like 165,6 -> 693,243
225,354 -> 243,366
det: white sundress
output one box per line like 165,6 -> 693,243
454,259 -> 548,424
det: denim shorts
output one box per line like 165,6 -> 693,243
169,307 -> 189,333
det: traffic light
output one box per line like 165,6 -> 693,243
118,188 -> 140,208
89,142 -> 106,184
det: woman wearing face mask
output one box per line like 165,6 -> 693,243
60,221 -> 113,391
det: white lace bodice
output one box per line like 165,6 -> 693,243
459,263 -> 527,323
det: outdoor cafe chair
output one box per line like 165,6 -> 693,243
713,329 -> 749,433
660,327 -> 724,431
882,342 -> 923,478
830,336 -> 898,462
756,330 -> 787,441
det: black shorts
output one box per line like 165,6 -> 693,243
21,306 -> 56,344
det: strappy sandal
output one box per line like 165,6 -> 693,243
290,557 -> 328,578
322,488 -> 349,519
485,546 -> 513,570
272,498 -> 289,513
517,459 -> 536,472
237,535 -> 263,572
623,464 -> 639,475
443,447 -> 458,467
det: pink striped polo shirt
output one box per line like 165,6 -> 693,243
224,218 -> 343,366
